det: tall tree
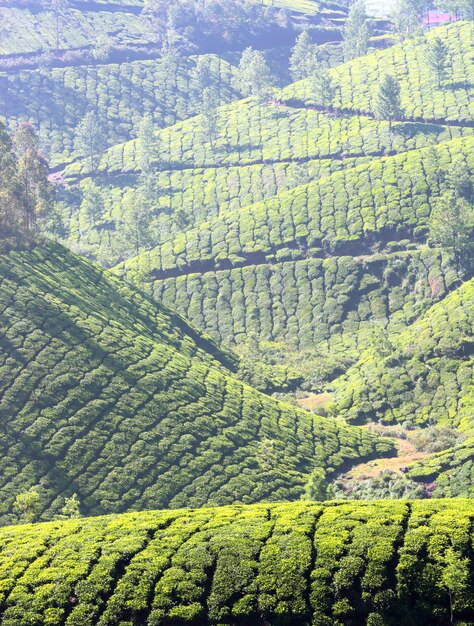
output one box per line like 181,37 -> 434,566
238,47 -> 275,103
137,115 -> 159,208
74,112 -> 107,174
441,548 -> 470,624
343,0 -> 371,61
429,190 -> 474,276
426,36 -> 451,88
13,123 -> 53,231
309,64 -> 336,109
47,0 -> 69,55
190,56 -> 213,104
137,114 -> 159,175
13,490 -> 42,523
374,73 -> 404,127
199,87 -> 221,149
436,0 -> 474,19
392,0 -> 431,38
119,189 -> 154,257
289,30 -> 318,81
0,124 -> 24,233
80,179 -> 105,226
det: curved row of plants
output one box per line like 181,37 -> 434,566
282,22 -> 474,124
136,249 -> 455,353
0,241 -> 389,523
0,500 -> 472,626
116,136 -> 473,279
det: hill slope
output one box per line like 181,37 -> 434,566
0,500 -> 472,626
330,277 -> 474,496
0,240 -> 390,523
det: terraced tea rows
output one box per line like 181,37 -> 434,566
331,276 -> 474,431
0,241 -> 390,523
117,138 -> 474,280
65,104 -> 468,179
283,21 -> 474,124
0,4 -> 157,59
0,55 -> 240,165
131,249 -> 456,353
0,500 -> 472,625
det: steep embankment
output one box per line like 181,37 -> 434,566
0,240 -> 390,523
0,500 -> 472,625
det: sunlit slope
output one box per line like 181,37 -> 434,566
331,276 -> 474,431
64,103 -> 468,179
0,240 -> 389,523
0,500 -> 472,626
112,137 -> 470,350
0,3 -> 156,58
282,21 -> 474,124
116,137 -> 473,278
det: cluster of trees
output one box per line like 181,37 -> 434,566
0,122 -> 53,236
13,490 -> 80,523
429,155 -> 474,276
393,0 -> 473,39
141,0 -> 291,51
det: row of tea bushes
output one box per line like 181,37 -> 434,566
64,156 -> 368,264
408,439 -> 474,497
331,277 -> 474,431
0,241 -> 389,522
127,250 -> 455,355
282,22 -> 474,124
64,102 -> 469,178
116,137 -> 473,279
0,500 -> 472,625
0,55 -> 239,165
0,5 -> 157,58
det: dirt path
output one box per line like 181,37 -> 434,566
345,425 -> 429,479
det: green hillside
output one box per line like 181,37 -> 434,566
116,136 -> 473,278
332,276 -> 474,430
112,136 -> 470,354
0,3 -> 156,59
0,240 -> 390,523
0,500 -> 472,626
0,55 -> 241,166
329,277 -> 474,496
283,21 -> 474,124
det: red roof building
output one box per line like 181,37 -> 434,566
422,11 -> 457,27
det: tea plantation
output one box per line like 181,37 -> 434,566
0,55 -> 241,166
0,500 -> 472,625
330,276 -> 474,496
283,21 -> 474,124
0,240 -> 391,523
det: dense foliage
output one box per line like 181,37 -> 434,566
0,500 -> 472,625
